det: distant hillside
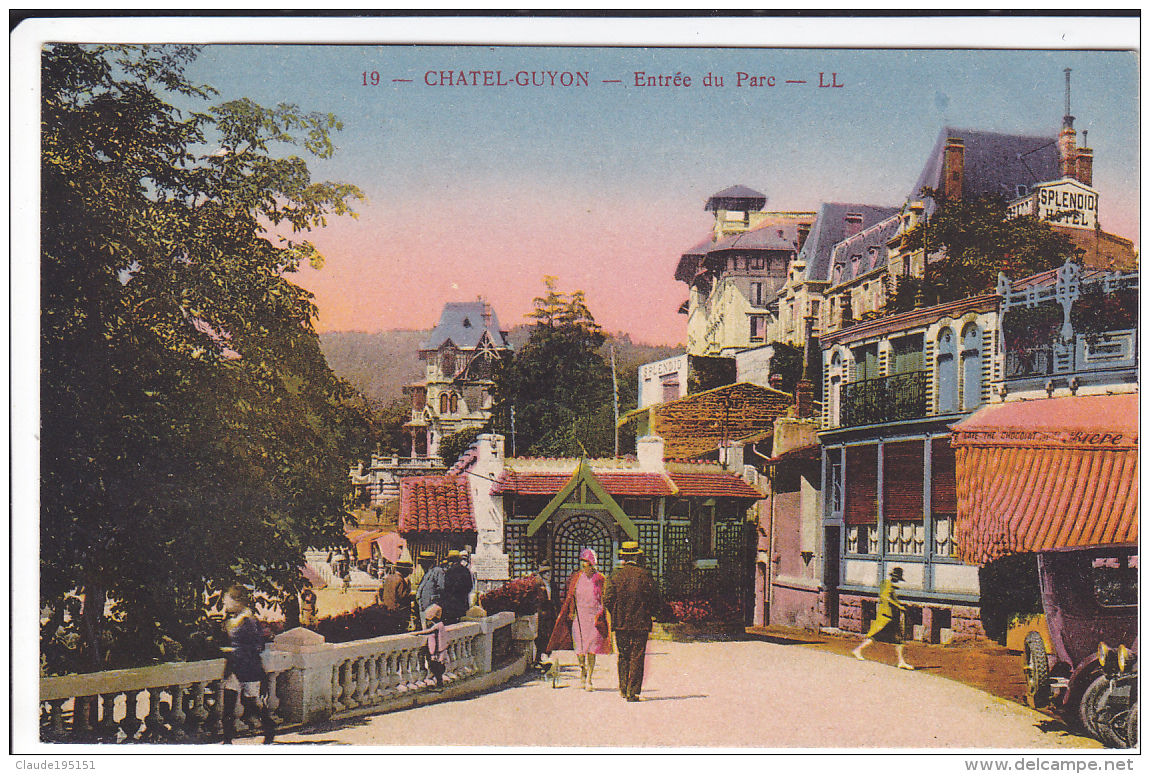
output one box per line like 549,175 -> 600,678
319,330 -> 428,410
320,326 -> 685,410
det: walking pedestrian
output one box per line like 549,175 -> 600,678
529,563 -> 556,669
378,560 -> 414,634
219,584 -> 276,744
548,548 -> 612,691
299,588 -> 318,629
852,566 -> 915,670
602,541 -> 658,702
442,550 -> 473,625
416,551 -> 446,627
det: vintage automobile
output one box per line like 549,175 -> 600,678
1022,543 -> 1138,747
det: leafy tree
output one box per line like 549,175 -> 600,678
376,398 -> 413,456
439,427 -> 484,467
492,279 -> 614,457
40,44 -> 370,672
886,191 -> 1081,313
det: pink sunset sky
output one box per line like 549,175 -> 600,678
183,45 -> 1139,346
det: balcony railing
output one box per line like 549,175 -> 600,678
840,371 -> 926,427
1004,345 -> 1055,379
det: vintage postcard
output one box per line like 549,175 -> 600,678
12,13 -> 1140,763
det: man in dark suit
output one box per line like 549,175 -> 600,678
602,541 -> 658,702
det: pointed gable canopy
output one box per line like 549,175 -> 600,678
526,457 -> 638,539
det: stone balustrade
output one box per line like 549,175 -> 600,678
39,612 -> 523,744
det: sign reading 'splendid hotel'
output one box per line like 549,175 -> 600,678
1007,177 -> 1099,229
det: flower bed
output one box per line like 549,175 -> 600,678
666,594 -> 741,624
480,576 -> 542,616
314,604 -> 392,644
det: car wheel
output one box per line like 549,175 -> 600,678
1079,674 -> 1108,738
1124,703 -> 1137,748
1023,631 -> 1051,708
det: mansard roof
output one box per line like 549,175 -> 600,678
828,214 -> 902,288
421,301 -> 509,352
911,126 -> 1061,209
797,203 -> 900,283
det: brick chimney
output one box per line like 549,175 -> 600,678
1075,146 -> 1094,186
769,373 -> 784,390
942,137 -> 965,201
844,212 -> 864,240
797,222 -> 812,252
794,379 -> 815,419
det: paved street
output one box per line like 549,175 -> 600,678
270,639 -> 1099,749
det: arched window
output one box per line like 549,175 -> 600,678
449,393 -> 459,414
439,393 -> 450,414
961,323 -> 982,410
829,350 -> 843,426
936,327 -> 958,414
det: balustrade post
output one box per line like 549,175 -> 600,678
264,672 -> 280,719
119,690 -> 142,742
46,700 -> 66,741
95,692 -> 119,739
345,658 -> 361,709
186,682 -> 207,740
143,687 -> 165,739
363,656 -> 378,705
168,684 -> 187,740
331,663 -> 345,712
206,680 -> 223,739
382,652 -> 398,696
73,696 -> 94,738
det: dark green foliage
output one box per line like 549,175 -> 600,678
492,278 -> 615,458
1003,303 -> 1064,351
886,191 -> 1081,313
1071,287 -> 1139,341
376,398 -> 414,456
40,44 -> 372,673
978,552 -> 1044,644
686,355 -> 736,394
439,427 -> 484,467
767,342 -> 804,394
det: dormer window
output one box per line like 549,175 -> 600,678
749,256 -> 765,271
462,317 -> 472,328
777,229 -> 784,239
1016,184 -> 1029,198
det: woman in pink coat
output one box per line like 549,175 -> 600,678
547,548 -> 612,691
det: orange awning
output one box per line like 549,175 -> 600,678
951,394 -> 1138,565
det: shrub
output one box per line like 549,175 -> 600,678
480,576 -> 542,616
314,604 -> 392,644
666,594 -> 741,624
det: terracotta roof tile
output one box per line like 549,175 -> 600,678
399,476 -> 476,534
667,472 -> 764,499
492,469 -> 763,500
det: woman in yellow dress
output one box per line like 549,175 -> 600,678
852,567 -> 914,670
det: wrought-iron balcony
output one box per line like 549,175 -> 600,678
840,371 -> 927,427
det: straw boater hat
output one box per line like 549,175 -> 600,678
536,562 -> 553,574
446,550 -> 463,561
418,550 -> 436,561
394,559 -> 413,570
619,541 -> 643,557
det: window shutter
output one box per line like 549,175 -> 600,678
883,441 -> 925,521
845,445 -> 878,525
931,438 -> 958,516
